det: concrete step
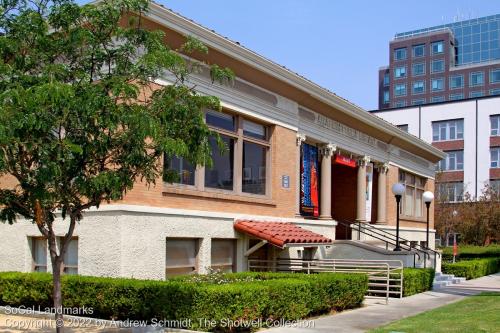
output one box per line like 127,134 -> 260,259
452,277 -> 466,284
435,274 -> 454,281
433,280 -> 452,289
432,272 -> 466,290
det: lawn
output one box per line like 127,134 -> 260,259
370,293 -> 500,333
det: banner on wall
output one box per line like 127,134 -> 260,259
300,144 -> 319,217
365,163 -> 373,222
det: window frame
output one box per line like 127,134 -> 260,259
383,72 -> 390,86
490,88 -> 500,96
412,44 -> 426,58
431,96 -> 445,103
437,182 -> 464,203
399,171 -> 426,219
394,83 -> 407,97
449,74 -> 464,89
491,115 -> 500,136
210,238 -> 237,273
431,59 -> 445,73
431,41 -> 444,55
412,80 -> 425,95
165,238 -> 199,278
394,100 -> 406,108
412,62 -> 425,76
58,237 -> 78,275
438,150 -> 464,171
31,237 -> 47,272
491,147 -> 500,168
394,47 -> 407,61
412,98 -> 425,105
432,119 -> 464,142
489,68 -> 500,84
383,90 -> 390,104
470,71 -> 484,87
449,93 -> 464,101
163,110 -> 272,198
431,78 -> 444,91
394,66 -> 407,79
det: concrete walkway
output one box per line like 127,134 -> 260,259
260,273 -> 500,333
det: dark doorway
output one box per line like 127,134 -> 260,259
331,163 -> 357,239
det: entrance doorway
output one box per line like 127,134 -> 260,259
331,163 -> 357,239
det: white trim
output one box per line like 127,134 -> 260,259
389,161 -> 436,180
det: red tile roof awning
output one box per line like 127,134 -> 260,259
234,220 -> 332,248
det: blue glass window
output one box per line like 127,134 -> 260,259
394,84 -> 407,96
413,44 -> 425,58
383,90 -> 390,104
412,63 -> 425,76
469,91 -> 484,98
470,72 -> 484,86
394,100 -> 406,108
383,72 -> 390,86
412,81 -> 425,94
490,69 -> 500,83
431,96 -> 445,103
394,66 -> 407,78
431,41 -> 444,54
412,99 -> 425,105
449,93 -> 464,101
450,75 -> 464,89
394,48 -> 407,61
431,59 -> 444,73
431,78 -> 444,91
490,88 -> 500,96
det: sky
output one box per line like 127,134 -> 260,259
83,1 -> 500,110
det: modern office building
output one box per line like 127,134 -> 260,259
379,14 -> 500,109
372,95 -> 500,202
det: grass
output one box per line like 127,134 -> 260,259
369,293 -> 500,333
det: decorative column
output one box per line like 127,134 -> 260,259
295,133 -> 306,217
320,143 -> 337,220
356,155 -> 370,223
376,163 -> 389,224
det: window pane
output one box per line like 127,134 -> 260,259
404,187 -> 414,215
415,189 -> 423,217
242,141 -> 267,195
205,136 -> 234,190
206,111 -> 235,132
243,119 -> 267,140
33,238 -> 47,272
166,238 -> 197,277
211,239 -> 235,273
63,239 -> 78,268
164,155 -> 195,185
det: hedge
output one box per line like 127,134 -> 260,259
442,258 -> 500,280
402,268 -> 435,297
441,245 -> 500,261
0,272 -> 367,331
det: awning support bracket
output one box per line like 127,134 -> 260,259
245,240 -> 268,257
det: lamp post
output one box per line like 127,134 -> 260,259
422,191 -> 434,269
392,183 -> 405,251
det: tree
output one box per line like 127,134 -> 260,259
0,0 -> 232,331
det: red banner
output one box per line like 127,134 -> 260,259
334,154 -> 356,168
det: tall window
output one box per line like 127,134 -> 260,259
437,182 -> 464,202
470,72 -> 484,86
432,119 -> 464,141
412,62 -> 425,76
32,238 -> 47,272
166,238 -> 198,277
394,47 -> 407,61
383,72 -> 390,86
492,148 -> 500,168
431,59 -> 444,73
394,84 -> 407,97
491,115 -> 500,136
205,135 -> 235,191
394,66 -> 407,79
383,90 -> 390,104
490,68 -> 500,84
431,41 -> 444,54
61,238 -> 78,275
413,44 -> 425,58
438,150 -> 464,171
211,239 -> 235,273
431,78 -> 444,91
412,81 -> 425,94
450,75 -> 464,89
164,156 -> 195,186
399,171 -> 426,218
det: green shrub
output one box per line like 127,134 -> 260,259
442,258 -> 500,280
0,272 -> 367,332
403,268 -> 435,296
441,245 -> 500,261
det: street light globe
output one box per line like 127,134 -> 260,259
423,191 -> 434,203
392,183 -> 405,196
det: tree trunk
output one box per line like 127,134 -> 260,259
52,257 -> 64,333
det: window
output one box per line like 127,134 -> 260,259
431,41 -> 444,54
412,62 -> 425,76
431,78 -> 444,91
492,148 -> 500,168
432,119 -> 464,141
397,124 -> 409,132
470,72 -> 484,86
469,91 -> 484,98
491,115 -> 500,136
413,44 -> 425,57
166,238 -> 198,277
383,72 -> 390,86
394,84 -> 407,96
449,93 -> 464,101
432,96 -> 445,103
394,100 -> 406,108
490,179 -> 500,194
437,182 -> 464,202
394,47 -> 407,61
399,171 -> 426,218
383,90 -> 390,104
31,238 -> 47,272
450,75 -> 464,89
205,135 -> 235,191
412,99 -> 425,105
490,69 -> 500,84
242,141 -> 266,194
61,238 -> 78,275
394,66 -> 407,79
211,239 -> 235,272
431,59 -> 445,73
438,150 -> 464,171
206,111 -> 236,132
490,88 -> 500,96
164,155 -> 195,186
412,81 -> 425,94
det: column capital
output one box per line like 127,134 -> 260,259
357,155 -> 371,167
320,143 -> 337,157
376,162 -> 390,174
296,133 -> 306,146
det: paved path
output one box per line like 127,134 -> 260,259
260,273 -> 500,333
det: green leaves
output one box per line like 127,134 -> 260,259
0,0 -> 233,224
